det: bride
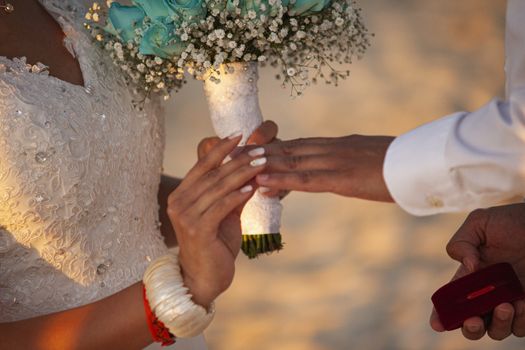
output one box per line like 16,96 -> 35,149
0,0 -> 276,348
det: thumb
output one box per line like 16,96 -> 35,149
246,120 -> 278,145
446,210 -> 487,273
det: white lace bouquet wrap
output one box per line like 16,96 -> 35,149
85,0 -> 370,258
203,62 -> 283,257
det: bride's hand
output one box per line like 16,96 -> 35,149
166,134 -> 268,307
253,135 -> 395,202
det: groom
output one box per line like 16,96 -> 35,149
204,0 -> 525,342
246,0 -> 525,341
199,0 -> 525,342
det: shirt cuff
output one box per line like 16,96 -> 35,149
383,112 -> 466,216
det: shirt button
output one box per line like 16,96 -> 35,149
426,195 -> 444,208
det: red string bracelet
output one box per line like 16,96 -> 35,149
143,283 -> 176,346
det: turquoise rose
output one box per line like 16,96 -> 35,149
224,0 -> 331,17
139,22 -> 185,58
287,0 -> 332,16
107,3 -> 145,42
133,0 -> 206,24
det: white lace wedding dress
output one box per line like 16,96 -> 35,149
0,1 -> 206,348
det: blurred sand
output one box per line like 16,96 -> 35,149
162,1 -> 523,349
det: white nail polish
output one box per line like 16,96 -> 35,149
250,157 -> 267,167
259,186 -> 271,193
240,185 -> 253,193
248,147 -> 265,157
227,131 -> 243,139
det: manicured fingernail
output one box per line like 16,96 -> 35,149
240,185 -> 253,193
257,174 -> 270,182
259,186 -> 271,193
248,147 -> 265,157
227,131 -> 243,139
250,157 -> 267,167
466,323 -> 481,333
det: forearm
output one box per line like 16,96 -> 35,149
0,282 -> 151,350
158,174 -> 182,247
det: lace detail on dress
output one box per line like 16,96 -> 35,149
0,0 -> 168,321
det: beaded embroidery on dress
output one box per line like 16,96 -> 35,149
0,0 -> 169,322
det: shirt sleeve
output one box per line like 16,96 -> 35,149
383,89 -> 525,216
382,0 -> 525,216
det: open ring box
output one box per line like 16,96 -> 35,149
431,263 -> 525,331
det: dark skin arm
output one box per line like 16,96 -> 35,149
158,175 -> 181,247
0,283 -> 152,350
252,135 -> 395,202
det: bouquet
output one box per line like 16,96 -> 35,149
85,0 -> 370,258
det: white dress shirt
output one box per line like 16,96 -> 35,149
383,0 -> 525,216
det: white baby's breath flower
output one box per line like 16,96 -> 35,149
268,32 -> 278,42
85,0 -> 370,98
214,29 -> 226,39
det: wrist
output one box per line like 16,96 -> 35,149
180,274 -> 218,309
143,251 -> 216,339
178,254 -> 221,308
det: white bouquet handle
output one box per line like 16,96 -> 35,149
203,62 -> 283,258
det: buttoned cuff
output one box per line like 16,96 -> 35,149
383,112 -> 467,216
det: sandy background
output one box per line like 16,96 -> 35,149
162,1 -> 522,349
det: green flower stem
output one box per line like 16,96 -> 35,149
241,233 -> 283,259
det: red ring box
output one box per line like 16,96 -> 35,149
431,263 -> 525,331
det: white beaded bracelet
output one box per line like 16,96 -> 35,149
143,249 -> 216,338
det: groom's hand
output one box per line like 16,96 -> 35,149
254,135 -> 395,202
429,204 -> 525,340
